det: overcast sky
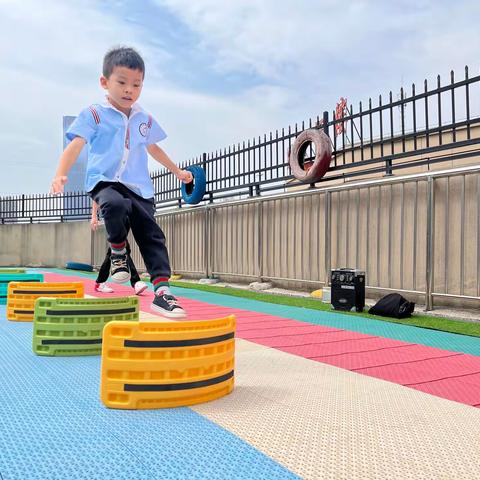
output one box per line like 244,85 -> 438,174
0,0 -> 479,195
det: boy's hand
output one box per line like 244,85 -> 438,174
50,176 -> 68,195
90,217 -> 99,231
176,169 -> 193,184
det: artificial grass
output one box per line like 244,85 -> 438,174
170,280 -> 480,338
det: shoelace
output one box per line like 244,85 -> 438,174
163,294 -> 179,307
111,256 -> 127,269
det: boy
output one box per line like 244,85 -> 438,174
90,201 -> 147,295
51,46 -> 192,318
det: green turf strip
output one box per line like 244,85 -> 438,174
171,281 -> 480,338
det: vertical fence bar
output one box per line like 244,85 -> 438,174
412,83 -> 417,150
477,175 -> 480,297
465,66 -> 471,140
437,74 -> 442,146
426,176 -> 435,310
413,180 -> 418,291
257,200 -> 264,280
424,79 -> 430,148
445,177 -> 449,293
379,95 -> 384,158
450,70 -> 456,143
325,191 -> 332,285
400,183 -> 405,289
376,185 -> 381,286
400,87 -> 406,153
460,174 -> 465,296
359,102 -> 364,162
388,184 -> 393,288
389,91 -> 394,156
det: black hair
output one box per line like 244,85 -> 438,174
103,46 -> 145,78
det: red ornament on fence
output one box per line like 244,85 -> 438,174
335,97 -> 347,136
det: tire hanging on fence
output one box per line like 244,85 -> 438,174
181,165 -> 206,205
289,128 -> 332,183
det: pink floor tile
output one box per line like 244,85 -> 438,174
313,344 -> 459,370
282,337 -> 411,358
254,330 -> 371,348
410,376 -> 480,406
355,354 -> 480,385
240,324 -> 339,340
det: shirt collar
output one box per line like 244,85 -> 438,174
102,96 -> 144,117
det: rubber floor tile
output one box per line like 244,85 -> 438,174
410,377 -> 480,406
313,344 -> 461,370
356,354 -> 480,385
236,319 -> 315,331
278,336 -> 408,358
254,330 -> 370,348
239,325 -> 339,340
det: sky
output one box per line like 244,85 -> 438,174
0,0 -> 479,195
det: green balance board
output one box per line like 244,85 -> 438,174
33,296 -> 140,356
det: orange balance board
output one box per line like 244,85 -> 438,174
100,315 -> 236,409
7,282 -> 84,321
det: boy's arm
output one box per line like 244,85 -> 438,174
50,137 -> 86,194
147,144 -> 193,183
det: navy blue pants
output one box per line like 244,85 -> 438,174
91,182 -> 171,281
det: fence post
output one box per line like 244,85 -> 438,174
385,158 -> 393,176
309,111 -> 330,190
209,207 -> 215,278
90,228 -> 95,267
204,206 -> 210,278
425,176 -> 435,310
322,111 -> 329,134
21,194 -> 25,218
324,191 -> 332,285
257,200 -> 264,281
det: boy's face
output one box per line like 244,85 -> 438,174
100,66 -> 144,113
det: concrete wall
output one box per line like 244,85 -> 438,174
0,221 -> 91,267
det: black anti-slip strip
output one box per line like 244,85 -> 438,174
12,290 -> 77,295
41,339 -> 102,345
124,332 -> 234,348
45,307 -> 136,316
124,370 -> 234,392
13,310 -> 33,314
0,295 -> 6,298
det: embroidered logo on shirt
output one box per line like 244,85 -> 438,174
139,115 -> 153,137
139,123 -> 149,137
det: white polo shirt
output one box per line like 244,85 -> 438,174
66,101 -> 167,199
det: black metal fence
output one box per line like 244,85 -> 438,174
2,66 -> 480,222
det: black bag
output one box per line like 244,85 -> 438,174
368,293 -> 415,319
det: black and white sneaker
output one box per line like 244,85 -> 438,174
110,253 -> 131,284
151,294 -> 186,318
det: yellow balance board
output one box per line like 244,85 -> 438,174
101,315 -> 236,409
7,282 -> 84,321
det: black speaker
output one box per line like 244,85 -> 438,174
331,268 -> 365,312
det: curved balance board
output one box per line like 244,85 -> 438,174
7,282 -> 84,322
33,296 -> 140,356
101,315 -> 236,410
0,268 -> 26,274
0,273 -> 44,305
